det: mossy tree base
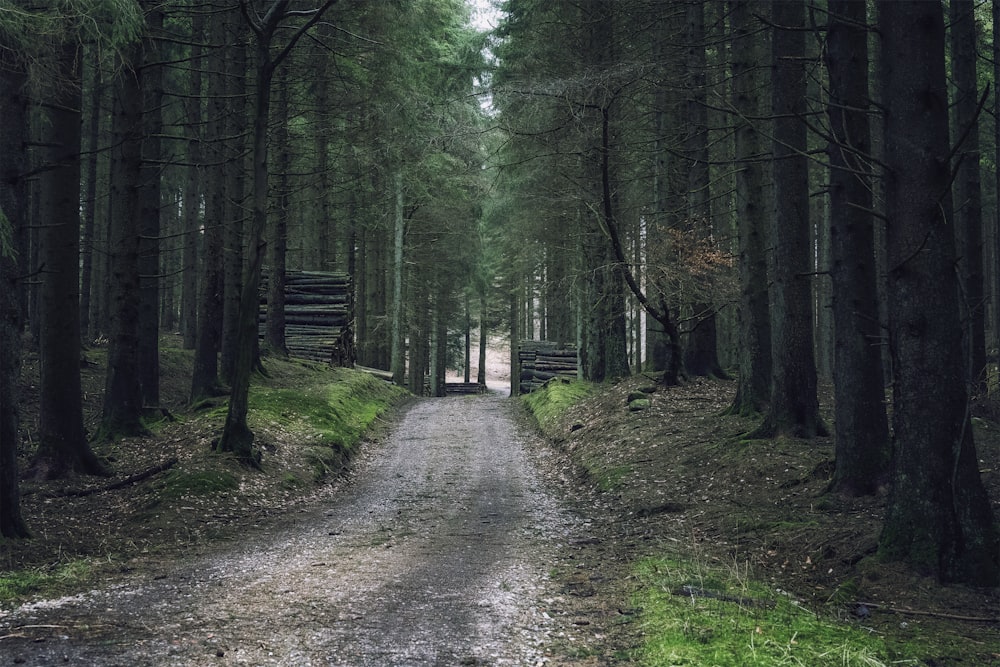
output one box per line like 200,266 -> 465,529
216,420 -> 262,470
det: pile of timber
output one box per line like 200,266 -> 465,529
519,340 -> 578,393
260,271 -> 354,365
444,381 -> 486,395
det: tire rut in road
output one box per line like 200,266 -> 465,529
1,393 -> 572,666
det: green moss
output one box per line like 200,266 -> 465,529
632,555 -> 897,667
521,378 -> 594,434
160,470 -> 239,499
249,370 -> 407,456
0,560 -> 94,607
584,459 -> 629,491
304,445 -> 346,482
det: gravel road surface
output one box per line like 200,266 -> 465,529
0,392 -> 582,666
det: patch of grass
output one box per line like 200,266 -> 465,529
280,473 -> 303,489
632,555 -> 907,667
521,377 -> 594,433
160,470 -> 239,499
582,456 -> 629,491
0,560 -> 94,607
249,370 -> 407,455
304,445 -> 345,482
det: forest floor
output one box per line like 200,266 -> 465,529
1,336 -> 999,665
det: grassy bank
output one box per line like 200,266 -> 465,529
2,343 -> 409,608
521,375 -> 1000,666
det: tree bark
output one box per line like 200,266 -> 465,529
101,41 -> 147,439
33,41 -> 106,478
726,0 -> 771,417
80,55 -> 103,344
265,66 -> 290,357
180,14 -> 203,351
825,0 -> 890,495
138,1 -> 164,408
390,170 -> 406,385
877,0 -> 998,585
682,0 -> 724,379
218,30 -> 275,465
218,0 -> 338,464
189,9 -> 229,403
0,50 -> 31,537
752,0 -> 826,439
949,0 -> 986,393
221,16 -> 248,385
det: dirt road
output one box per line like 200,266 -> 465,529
0,393 -> 584,666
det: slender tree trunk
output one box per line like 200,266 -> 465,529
682,0 -> 724,379
509,270 -> 521,397
950,0 -> 986,393
390,170 -> 406,385
218,34 -> 275,465
80,55 -> 103,343
221,21 -> 247,384
180,20 -> 203,350
265,66 -> 290,357
478,289 -> 487,386
647,9 -> 683,377
189,13 -> 229,402
138,2 -> 164,408
826,0 -> 890,495
753,0 -> 826,439
726,0 -> 771,417
101,42 -> 146,439
993,0 -> 1000,360
464,291 -> 471,383
0,51 -> 30,537
877,0 -> 998,585
218,0 -> 337,461
32,41 -> 106,478
599,109 -> 632,381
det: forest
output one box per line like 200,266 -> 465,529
0,0 -> 998,607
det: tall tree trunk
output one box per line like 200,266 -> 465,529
218,0 -> 338,462
32,41 -> 105,478
682,0 -> 724,379
101,42 -> 147,439
390,170 -> 406,385
218,32 -> 275,465
80,55 -> 103,343
0,50 -> 30,537
646,7 -> 684,379
579,0 -> 630,383
753,0 -> 826,439
599,109 -> 632,381
189,11 -> 229,403
877,0 -> 998,585
826,0 -> 890,495
138,1 -> 164,408
180,13 -> 203,350
949,0 -> 986,393
464,291 -> 471,383
265,65 -> 290,357
221,19 -> 247,384
509,269 -> 521,397
993,0 -> 1000,360
477,288 -> 488,387
726,0 -> 771,417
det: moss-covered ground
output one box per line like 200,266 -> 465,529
522,375 -> 1000,666
2,336 -> 408,607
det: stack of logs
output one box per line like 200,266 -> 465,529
518,340 -> 578,393
259,271 -> 354,365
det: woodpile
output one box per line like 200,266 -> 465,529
260,271 -> 354,365
518,340 -> 578,393
444,382 -> 486,395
